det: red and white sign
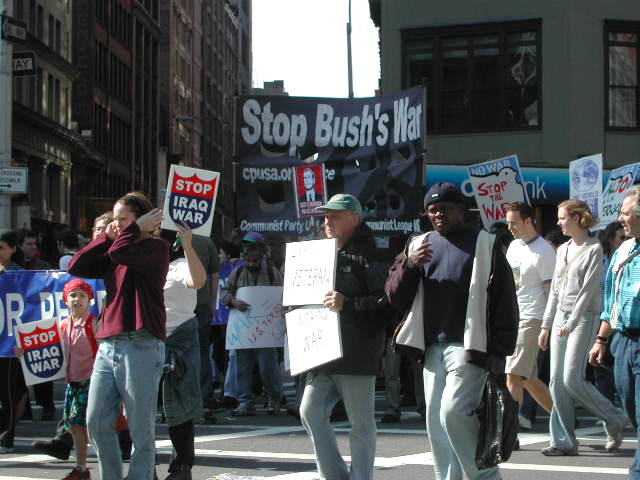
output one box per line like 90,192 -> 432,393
162,165 -> 220,237
294,164 -> 327,218
14,319 -> 66,386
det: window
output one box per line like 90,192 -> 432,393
48,14 -> 54,48
402,19 -> 541,134
606,21 -> 640,129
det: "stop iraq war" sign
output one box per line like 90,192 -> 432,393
162,165 -> 220,237
14,319 -> 67,386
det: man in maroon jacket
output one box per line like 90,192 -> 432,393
69,193 -> 169,480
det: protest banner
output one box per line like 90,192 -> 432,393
285,306 -> 342,376
570,154 -> 603,219
0,271 -> 105,358
235,87 -> 425,237
467,155 -> 529,230
14,318 -> 66,386
294,163 -> 327,218
282,238 -> 337,307
161,164 -> 220,237
597,162 -> 640,229
225,286 -> 285,349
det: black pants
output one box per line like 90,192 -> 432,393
0,358 -> 28,448
168,420 -> 195,471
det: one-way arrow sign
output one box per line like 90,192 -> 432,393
1,14 -> 27,44
12,51 -> 36,76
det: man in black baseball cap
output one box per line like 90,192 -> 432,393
386,181 -> 518,480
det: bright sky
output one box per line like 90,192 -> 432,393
252,0 -> 380,98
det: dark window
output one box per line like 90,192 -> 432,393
48,14 -> 54,48
605,21 -> 640,129
402,19 -> 541,134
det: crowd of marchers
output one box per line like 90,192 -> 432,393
0,183 -> 639,480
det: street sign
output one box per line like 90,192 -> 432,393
0,167 -> 28,194
12,51 -> 35,76
0,15 -> 27,44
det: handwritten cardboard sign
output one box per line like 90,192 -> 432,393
225,286 -> 285,349
14,319 -> 66,386
162,164 -> 220,237
597,162 -> 640,230
285,306 -> 342,376
467,155 -> 529,230
282,238 -> 337,306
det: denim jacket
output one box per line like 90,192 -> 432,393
162,318 -> 202,427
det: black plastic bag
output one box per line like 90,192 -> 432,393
475,373 -> 519,469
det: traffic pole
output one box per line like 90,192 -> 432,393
0,0 -> 13,229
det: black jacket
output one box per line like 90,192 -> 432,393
320,222 -> 389,376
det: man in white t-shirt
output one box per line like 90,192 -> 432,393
505,202 -> 555,424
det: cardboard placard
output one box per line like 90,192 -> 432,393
225,286 -> 285,349
285,306 -> 342,376
14,319 -> 66,386
162,164 -> 220,237
282,238 -> 337,306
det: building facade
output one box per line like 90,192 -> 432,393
158,0 -> 251,240
72,0 -> 161,232
370,0 -> 640,230
10,0 -> 81,256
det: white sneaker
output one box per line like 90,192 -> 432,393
518,413 -> 532,430
606,419 -> 627,452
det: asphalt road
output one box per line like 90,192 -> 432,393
0,380 -> 635,480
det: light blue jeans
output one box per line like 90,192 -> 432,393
423,343 -> 499,480
235,347 -> 282,407
223,350 -> 239,399
300,373 -> 377,480
87,329 -> 165,480
549,310 -> 627,449
610,332 -> 640,479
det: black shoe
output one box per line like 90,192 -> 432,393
219,396 -> 238,409
41,407 -> 56,421
32,439 -> 71,460
380,408 -> 401,423
166,463 -> 192,480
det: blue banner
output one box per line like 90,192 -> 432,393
0,271 -> 105,357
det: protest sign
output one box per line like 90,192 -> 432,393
282,238 -> 337,306
294,163 -> 327,218
225,286 -> 285,349
467,155 -> 529,230
285,306 -> 342,376
162,164 -> 220,237
570,154 -> 603,219
0,271 -> 105,358
235,87 -> 425,237
14,318 -> 66,386
597,162 -> 640,230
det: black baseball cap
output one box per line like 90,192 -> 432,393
424,182 -> 466,209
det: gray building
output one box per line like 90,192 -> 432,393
370,0 -> 640,228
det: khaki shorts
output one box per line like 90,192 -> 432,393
505,318 -> 542,379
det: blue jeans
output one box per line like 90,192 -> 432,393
548,311 -> 626,450
423,343 -> 499,480
223,350 -> 239,399
87,329 -> 164,480
235,347 -> 282,407
610,332 -> 640,479
300,373 -> 376,480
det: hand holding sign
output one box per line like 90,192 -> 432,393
323,290 -> 344,311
